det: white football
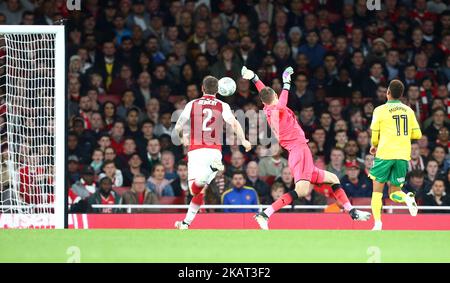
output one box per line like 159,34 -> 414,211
218,77 -> 236,97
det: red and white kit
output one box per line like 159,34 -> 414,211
178,94 -> 235,185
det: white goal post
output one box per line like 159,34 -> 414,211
0,25 -> 65,228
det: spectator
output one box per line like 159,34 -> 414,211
110,120 -> 126,154
328,98 -> 344,122
136,119 -> 155,153
153,112 -> 174,137
210,45 -> 242,81
344,139 -> 364,166
311,128 -> 328,158
126,0 -> 150,33
356,130 -> 371,160
93,41 -> 122,90
142,98 -> 160,124
267,182 -> 285,204
341,160 -> 373,198
237,35 -> 259,71
122,153 -> 149,187
0,0 -> 35,25
299,104 -> 317,137
68,166 -> 97,211
222,171 -> 259,213
122,174 -> 159,213
142,138 -> 161,172
274,166 -> 295,193
101,101 -> 117,130
134,71 -> 152,107
171,160 -> 189,198
425,108 -> 449,144
99,160 -> 123,187
362,61 -> 385,100
318,112 -> 333,136
90,111 -> 105,138
226,150 -> 246,178
422,179 -> 450,213
117,90 -> 137,119
161,150 -> 177,181
363,154 -> 374,176
246,161 -> 270,205
326,148 -> 346,180
425,159 -> 441,185
418,135 -> 431,158
258,143 -> 288,178
147,163 -> 174,197
219,0 -> 239,30
431,145 -> 449,174
90,148 -> 104,175
288,73 -> 315,111
67,155 -> 81,185
124,107 -> 141,138
436,127 -> 449,152
334,130 -> 348,150
298,30 -> 326,69
88,176 -> 122,213
97,133 -> 112,152
404,170 -> 428,201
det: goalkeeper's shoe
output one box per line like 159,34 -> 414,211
254,212 -> 269,230
174,221 -> 190,230
349,208 -> 371,221
210,159 -> 224,172
404,192 -> 418,216
372,221 -> 383,231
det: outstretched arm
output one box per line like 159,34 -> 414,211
277,67 -> 294,108
242,66 -> 266,92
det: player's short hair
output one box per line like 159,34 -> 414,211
202,76 -> 218,95
388,79 -> 404,99
259,87 -> 276,104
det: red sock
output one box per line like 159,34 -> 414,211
333,188 -> 352,211
269,192 -> 293,214
191,193 -> 204,206
190,181 -> 204,195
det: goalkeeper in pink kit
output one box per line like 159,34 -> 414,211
241,66 -> 371,229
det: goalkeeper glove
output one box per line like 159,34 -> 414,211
282,66 -> 294,90
241,66 -> 259,82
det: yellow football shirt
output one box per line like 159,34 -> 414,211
370,100 -> 422,161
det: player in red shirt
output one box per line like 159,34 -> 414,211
173,76 -> 251,229
241,66 -> 371,229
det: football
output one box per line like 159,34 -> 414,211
218,77 -> 236,96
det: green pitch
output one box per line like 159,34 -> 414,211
1,230 -> 450,263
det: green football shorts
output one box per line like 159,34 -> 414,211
368,157 -> 408,187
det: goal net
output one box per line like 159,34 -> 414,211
0,26 -> 65,228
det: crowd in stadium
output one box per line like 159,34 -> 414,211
1,0 -> 450,213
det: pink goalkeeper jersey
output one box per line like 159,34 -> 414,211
256,80 -> 308,151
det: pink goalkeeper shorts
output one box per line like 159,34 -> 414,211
288,144 -> 325,184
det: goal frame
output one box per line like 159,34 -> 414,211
0,25 -> 66,228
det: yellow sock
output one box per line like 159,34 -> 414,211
390,191 -> 407,203
371,192 -> 383,222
